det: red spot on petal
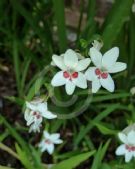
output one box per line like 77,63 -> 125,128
95,68 -> 101,75
72,72 -> 78,78
63,71 -> 70,78
36,114 -> 41,119
101,72 -> 108,79
33,112 -> 37,115
45,139 -> 52,144
126,145 -> 135,152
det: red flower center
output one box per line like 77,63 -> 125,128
33,112 -> 41,119
95,68 -> 108,79
126,145 -> 135,152
45,139 -> 52,144
63,71 -> 78,80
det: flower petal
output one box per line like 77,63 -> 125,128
127,130 -> 135,145
50,133 -> 60,141
85,67 -> 96,81
100,74 -> 115,92
89,47 -> 102,68
52,54 -> 67,70
51,71 -> 66,87
115,144 -> 126,155
53,139 -> 63,144
118,132 -> 128,144
42,110 -> 57,119
44,131 -> 50,139
46,143 -> 54,155
26,102 -> 37,111
108,62 -> 127,73
65,80 -> 76,95
73,72 -> 87,89
39,141 -> 47,152
26,115 -> 34,126
24,109 -> 30,121
125,151 -> 133,163
75,58 -> 91,71
102,47 -> 119,70
92,79 -> 101,93
37,102 -> 47,113
64,49 -> 78,69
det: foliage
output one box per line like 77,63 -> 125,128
0,0 -> 135,168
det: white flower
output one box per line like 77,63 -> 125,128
38,131 -> 63,154
85,47 -> 127,93
116,130 -> 135,162
130,87 -> 135,95
92,40 -> 103,51
24,99 -> 57,133
51,52 -> 84,66
51,49 -> 91,95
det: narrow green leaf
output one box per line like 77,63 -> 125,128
102,0 -> 134,51
75,104 -> 119,145
0,142 -> 19,160
53,0 -> 67,52
94,123 -> 118,135
91,140 -> 110,169
51,151 -> 95,169
15,144 -> 33,169
0,166 -> 15,169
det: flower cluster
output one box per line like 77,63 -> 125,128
24,41 -> 128,157
51,43 -> 127,95
24,98 -> 63,154
25,98 -> 57,133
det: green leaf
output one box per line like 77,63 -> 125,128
5,96 -> 24,106
0,115 -> 29,154
94,123 -> 118,135
53,0 -> 67,52
51,151 -> 95,169
91,140 -> 110,169
0,166 -> 15,169
0,142 -> 19,160
100,163 -> 112,169
75,104 -> 119,146
15,143 -> 33,169
102,0 -> 134,51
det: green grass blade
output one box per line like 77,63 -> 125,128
75,104 -> 119,146
102,0 -> 134,51
12,38 -> 21,96
53,0 -> 67,52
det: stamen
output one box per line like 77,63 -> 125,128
72,72 -> 78,78
63,71 -> 78,80
95,68 -> 101,75
36,114 -> 41,119
95,68 -> 108,79
45,139 -> 52,144
101,72 -> 108,79
33,112 -> 37,115
126,145 -> 135,152
63,71 -> 70,78
33,112 -> 41,119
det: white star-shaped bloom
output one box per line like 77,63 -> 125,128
85,47 -> 127,93
116,130 -> 135,162
39,131 -> 63,154
51,49 -> 91,95
24,99 -> 57,133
